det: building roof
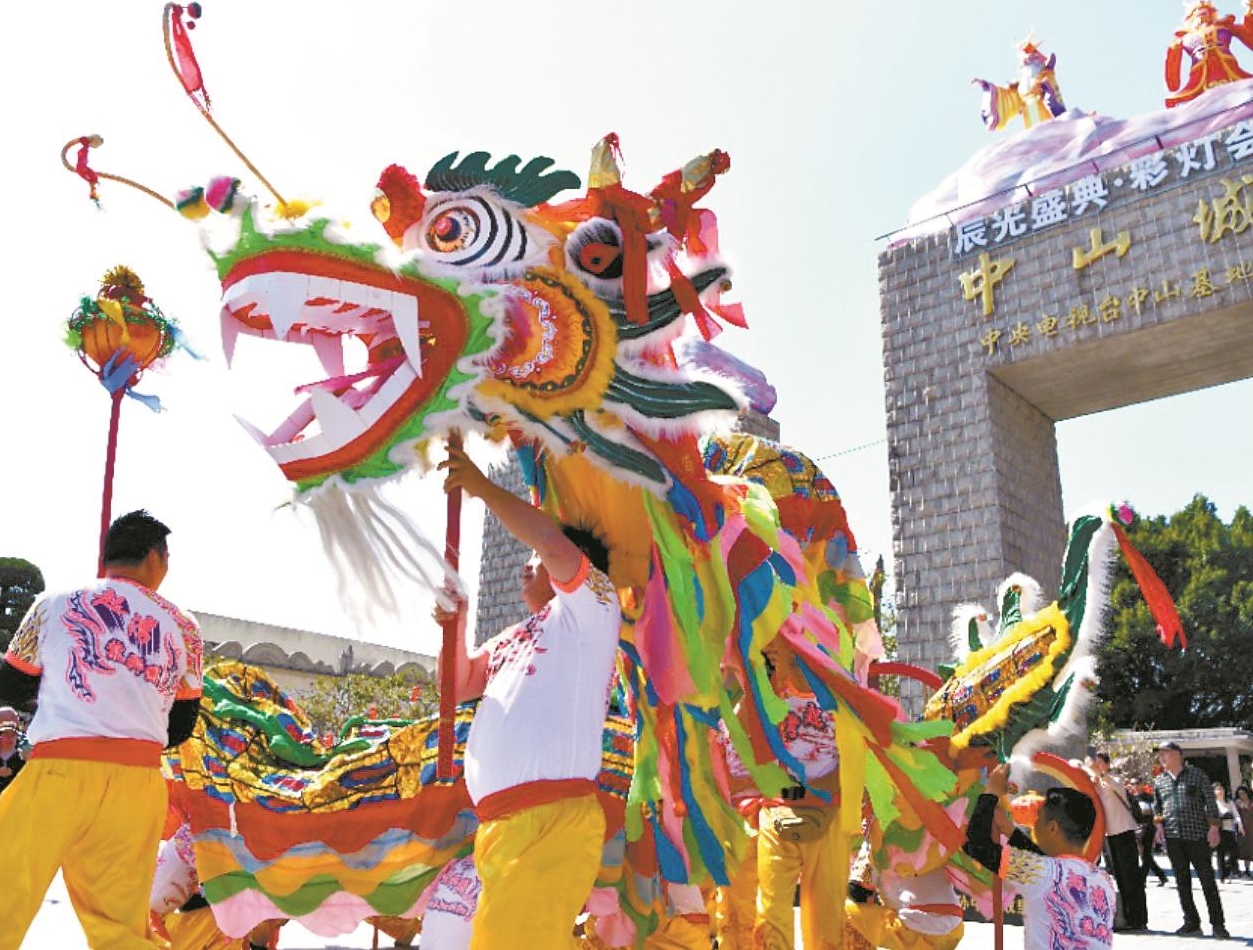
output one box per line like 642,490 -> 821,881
194,611 -> 434,679
1113,727 -> 1253,755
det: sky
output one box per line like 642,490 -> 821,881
2,2 -> 1251,657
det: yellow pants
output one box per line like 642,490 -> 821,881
160,906 -> 236,950
582,912 -> 709,950
843,901 -> 964,950
369,915 -> 421,945
643,915 -> 710,949
715,832 -> 758,950
471,793 -> 605,950
0,757 -> 167,950
754,804 -> 843,950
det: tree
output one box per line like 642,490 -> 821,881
869,557 -> 903,698
296,668 -> 438,737
1095,495 -> 1253,731
0,558 -> 45,653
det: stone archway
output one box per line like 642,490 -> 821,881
879,114 -> 1253,678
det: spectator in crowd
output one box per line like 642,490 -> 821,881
0,713 -> 25,795
1212,782 -> 1243,883
1127,778 -> 1168,887
1234,786 -> 1253,878
1153,741 -> 1228,939
1086,752 -> 1147,932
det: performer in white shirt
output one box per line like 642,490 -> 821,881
438,447 -> 619,950
0,510 -> 202,949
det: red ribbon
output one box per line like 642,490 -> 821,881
169,5 -> 210,109
1111,522 -> 1187,649
75,138 -> 100,201
592,182 -> 654,325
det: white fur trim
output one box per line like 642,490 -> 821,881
299,481 -> 465,626
1008,508 -> 1118,764
949,603 -> 991,660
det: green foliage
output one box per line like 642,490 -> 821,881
872,562 -> 902,698
1095,495 -> 1253,731
1090,729 -> 1160,786
295,668 -> 438,736
0,558 -> 45,653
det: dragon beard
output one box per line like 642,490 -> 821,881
301,480 -> 464,625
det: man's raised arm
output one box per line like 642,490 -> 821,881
439,446 -> 582,583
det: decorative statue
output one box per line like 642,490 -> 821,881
973,36 -> 1067,132
1165,0 -> 1253,107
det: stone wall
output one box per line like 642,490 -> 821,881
472,460 -> 531,645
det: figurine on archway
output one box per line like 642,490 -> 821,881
1165,0 -> 1253,107
973,35 -> 1067,132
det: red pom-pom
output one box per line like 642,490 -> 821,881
374,164 -> 427,246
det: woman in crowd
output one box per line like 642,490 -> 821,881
1212,783 -> 1243,883
1234,785 -> 1253,878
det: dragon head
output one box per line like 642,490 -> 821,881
181,136 -> 773,610
196,136 -> 765,499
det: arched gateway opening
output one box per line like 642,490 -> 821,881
879,91 -> 1253,677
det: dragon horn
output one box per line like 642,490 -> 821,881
60,135 -> 174,210
162,3 -> 288,210
587,133 -> 624,190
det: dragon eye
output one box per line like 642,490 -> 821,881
577,242 -> 622,276
569,220 -> 626,281
426,206 -> 480,254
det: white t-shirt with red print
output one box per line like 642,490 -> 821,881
5,578 -> 202,747
1003,847 -> 1115,950
464,557 -> 619,805
778,693 -> 838,781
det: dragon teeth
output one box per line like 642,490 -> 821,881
233,414 -> 271,447
360,360 -> 416,426
265,279 -> 309,341
308,331 -> 346,378
393,294 -> 424,379
310,389 -> 367,445
220,306 -> 241,367
268,434 -> 329,465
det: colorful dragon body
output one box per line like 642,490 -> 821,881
170,506 -> 1177,945
162,661 -> 633,937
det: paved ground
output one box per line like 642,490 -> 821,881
20,867 -> 1253,947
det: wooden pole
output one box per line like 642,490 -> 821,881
97,389 -> 125,577
436,432 -> 464,780
162,6 -> 288,209
993,832 -> 1005,950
